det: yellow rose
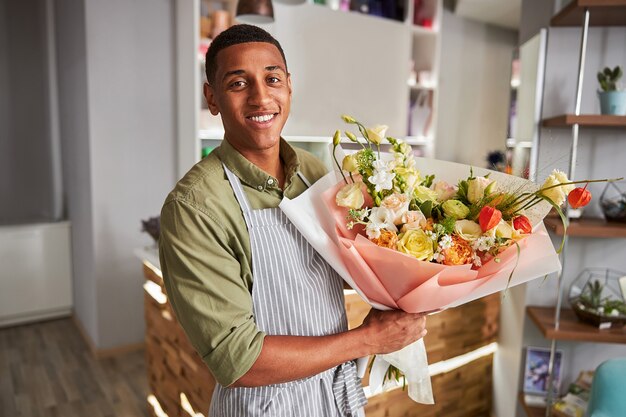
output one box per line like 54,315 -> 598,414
342,154 -> 358,173
454,220 -> 482,241
442,200 -> 470,219
365,125 -> 389,145
336,182 -> 364,210
397,229 -> 435,261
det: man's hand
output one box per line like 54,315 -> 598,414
232,308 -> 428,387
358,309 -> 427,355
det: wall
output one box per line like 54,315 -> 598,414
436,9 -> 518,166
85,0 -> 177,349
54,0 -> 177,349
54,0 -> 98,345
0,0 -> 58,224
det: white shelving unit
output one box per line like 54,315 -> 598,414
175,0 -> 442,176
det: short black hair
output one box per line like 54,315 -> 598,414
205,24 -> 288,86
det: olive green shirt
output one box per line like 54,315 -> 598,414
158,139 -> 327,387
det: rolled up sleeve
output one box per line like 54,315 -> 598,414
159,199 -> 265,387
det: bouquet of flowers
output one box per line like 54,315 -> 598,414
279,115 -> 616,404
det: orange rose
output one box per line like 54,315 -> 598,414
370,229 -> 399,249
441,235 -> 474,266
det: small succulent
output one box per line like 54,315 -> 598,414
597,66 -> 623,92
580,279 -> 603,309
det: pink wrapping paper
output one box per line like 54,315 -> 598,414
320,177 -> 555,314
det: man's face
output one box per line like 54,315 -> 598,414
204,42 -> 292,154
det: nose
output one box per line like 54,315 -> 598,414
247,79 -> 271,106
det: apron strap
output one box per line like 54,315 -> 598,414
297,171 -> 312,188
332,361 -> 368,416
222,163 -> 253,214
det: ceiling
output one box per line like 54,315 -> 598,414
453,0 -> 522,30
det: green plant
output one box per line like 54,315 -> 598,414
580,279 -> 603,308
597,66 -> 623,92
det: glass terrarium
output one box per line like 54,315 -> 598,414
600,182 -> 626,223
568,268 -> 626,328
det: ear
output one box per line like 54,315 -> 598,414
204,82 -> 220,116
287,73 -> 292,98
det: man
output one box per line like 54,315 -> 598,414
159,24 -> 427,417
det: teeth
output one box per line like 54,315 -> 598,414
249,114 -> 275,123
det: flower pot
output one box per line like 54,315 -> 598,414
598,90 -> 626,115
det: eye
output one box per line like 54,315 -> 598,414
229,80 -> 246,89
267,76 -> 280,84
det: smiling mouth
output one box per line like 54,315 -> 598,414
247,113 -> 277,123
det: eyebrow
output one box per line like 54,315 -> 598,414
222,65 -> 287,81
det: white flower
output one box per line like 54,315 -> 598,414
368,170 -> 396,192
372,159 -> 388,172
438,234 -> 453,250
468,177 -> 496,204
365,207 -> 397,239
472,254 -> 482,268
472,236 -> 496,252
486,220 -> 515,239
366,125 -> 389,145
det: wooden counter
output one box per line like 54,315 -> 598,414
141,261 -> 499,417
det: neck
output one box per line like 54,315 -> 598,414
226,138 -> 286,188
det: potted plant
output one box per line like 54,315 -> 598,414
597,66 -> 626,115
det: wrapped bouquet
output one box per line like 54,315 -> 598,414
279,115 -> 613,404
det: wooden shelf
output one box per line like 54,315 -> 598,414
519,392 -> 546,417
551,0 -> 626,26
543,216 -> 626,238
527,306 -> 626,344
541,114 -> 626,128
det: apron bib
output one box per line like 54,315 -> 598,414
208,164 -> 367,417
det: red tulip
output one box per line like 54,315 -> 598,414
568,186 -> 592,209
479,206 -> 502,232
513,215 -> 532,234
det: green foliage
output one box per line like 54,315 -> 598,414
597,66 -> 623,92
421,174 -> 435,188
420,200 -> 433,218
457,180 -> 470,205
439,216 -> 456,235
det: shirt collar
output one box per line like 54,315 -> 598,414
216,138 -> 301,191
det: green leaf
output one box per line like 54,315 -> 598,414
420,200 -> 433,218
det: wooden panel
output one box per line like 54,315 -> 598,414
345,292 -> 500,363
551,0 -> 626,26
541,114 -> 626,128
543,216 -> 626,238
365,355 -> 493,417
527,306 -> 626,344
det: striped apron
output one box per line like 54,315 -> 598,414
208,164 -> 367,417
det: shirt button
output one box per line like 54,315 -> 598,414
267,178 -> 275,185
257,185 -> 263,191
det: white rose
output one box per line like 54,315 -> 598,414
336,182 -> 364,210
380,193 -> 410,225
365,125 -> 389,145
553,170 -> 575,195
468,177 -> 496,204
433,180 -> 458,202
401,210 -> 426,226
454,220 -> 483,241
